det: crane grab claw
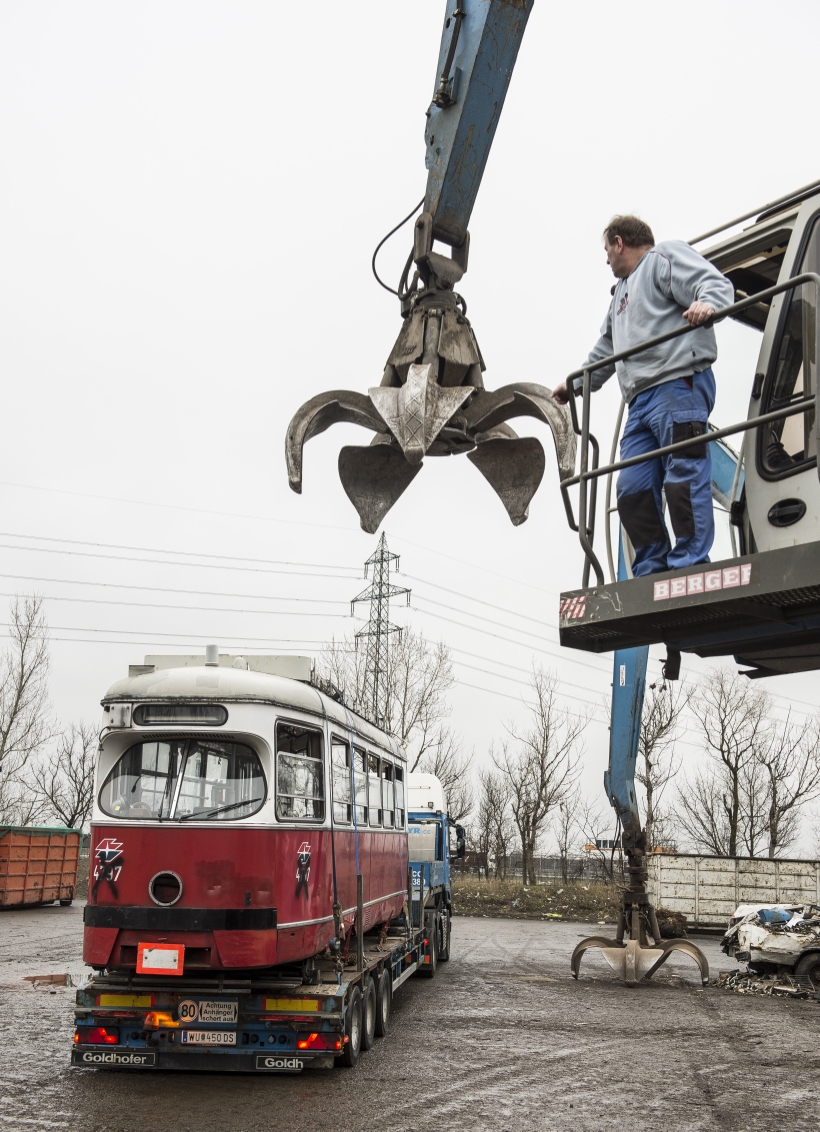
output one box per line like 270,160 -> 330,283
285,367 -> 575,532
572,934 -> 710,987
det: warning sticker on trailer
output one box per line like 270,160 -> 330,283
177,999 -> 238,1024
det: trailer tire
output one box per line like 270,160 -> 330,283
361,976 -> 376,1051
418,914 -> 437,978
374,967 -> 392,1037
340,986 -> 362,1068
794,951 -> 820,989
438,909 -> 451,962
59,899 -> 73,907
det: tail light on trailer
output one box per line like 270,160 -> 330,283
296,1031 -> 343,1051
75,1026 -> 120,1045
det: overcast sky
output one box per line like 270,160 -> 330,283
1,0 -> 819,851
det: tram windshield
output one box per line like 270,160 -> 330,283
99,739 -> 266,821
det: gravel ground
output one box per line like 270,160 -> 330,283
2,903 -> 820,1132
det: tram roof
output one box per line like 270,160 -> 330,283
102,663 -> 404,759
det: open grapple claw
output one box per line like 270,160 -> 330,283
571,827 -> 709,988
284,288 -> 575,532
571,932 -> 709,988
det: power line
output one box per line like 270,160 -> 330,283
0,531 -> 360,574
0,571 -> 356,604
0,479 -> 354,535
407,579 -> 559,632
0,590 -> 355,619
0,542 -> 357,580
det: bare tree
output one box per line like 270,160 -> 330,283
474,762 -> 516,879
577,796 -> 622,884
675,766 -> 733,856
0,596 -> 55,825
416,728 -> 473,822
317,629 -> 460,776
493,668 -> 584,884
29,722 -> 97,829
636,680 -> 685,851
755,714 -> 820,858
679,669 -> 769,857
553,783 -> 583,883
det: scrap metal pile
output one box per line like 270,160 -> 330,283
720,904 -> 820,998
715,970 -> 815,999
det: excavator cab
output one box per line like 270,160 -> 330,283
562,181 -> 820,986
559,180 -> 820,680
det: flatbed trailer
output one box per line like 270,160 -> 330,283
72,908 -> 435,1073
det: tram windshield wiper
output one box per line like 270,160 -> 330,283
178,798 -> 262,821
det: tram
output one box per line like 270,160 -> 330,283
84,651 -> 409,975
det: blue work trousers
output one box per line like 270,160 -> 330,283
616,370 -> 715,577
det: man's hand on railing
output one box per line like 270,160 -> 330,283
553,380 -> 580,405
682,301 -> 716,327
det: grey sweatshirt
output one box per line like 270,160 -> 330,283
575,241 -> 735,403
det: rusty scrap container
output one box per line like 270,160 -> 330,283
0,826 -> 81,909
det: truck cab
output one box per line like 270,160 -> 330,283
407,772 -> 460,968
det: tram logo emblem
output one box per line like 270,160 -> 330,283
295,842 -> 311,897
91,837 -> 124,902
93,838 -> 124,882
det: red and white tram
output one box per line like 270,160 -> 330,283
84,652 -> 409,975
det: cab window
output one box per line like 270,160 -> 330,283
759,215 -> 819,477
99,739 -> 265,821
276,723 -> 324,821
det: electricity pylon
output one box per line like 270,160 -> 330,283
351,533 -> 411,727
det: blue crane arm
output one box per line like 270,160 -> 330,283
424,0 -> 534,249
605,443 -> 742,836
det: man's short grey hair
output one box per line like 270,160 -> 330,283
604,216 -> 655,248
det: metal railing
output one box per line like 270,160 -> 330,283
560,272 -> 820,587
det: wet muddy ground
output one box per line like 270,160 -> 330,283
3,903 -> 820,1132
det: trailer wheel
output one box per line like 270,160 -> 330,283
340,986 -> 362,1068
361,976 -> 376,1051
374,967 -> 392,1037
794,951 -> 820,989
59,899 -> 73,907
418,914 -> 437,979
438,910 -> 451,962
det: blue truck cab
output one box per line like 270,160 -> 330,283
407,773 -> 464,970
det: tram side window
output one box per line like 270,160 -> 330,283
395,766 -> 405,827
331,739 -> 352,824
381,761 -> 395,828
353,748 -> 368,825
760,216 -> 819,476
368,753 -> 382,827
276,723 -> 324,821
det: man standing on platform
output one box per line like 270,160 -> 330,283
553,216 -> 734,577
